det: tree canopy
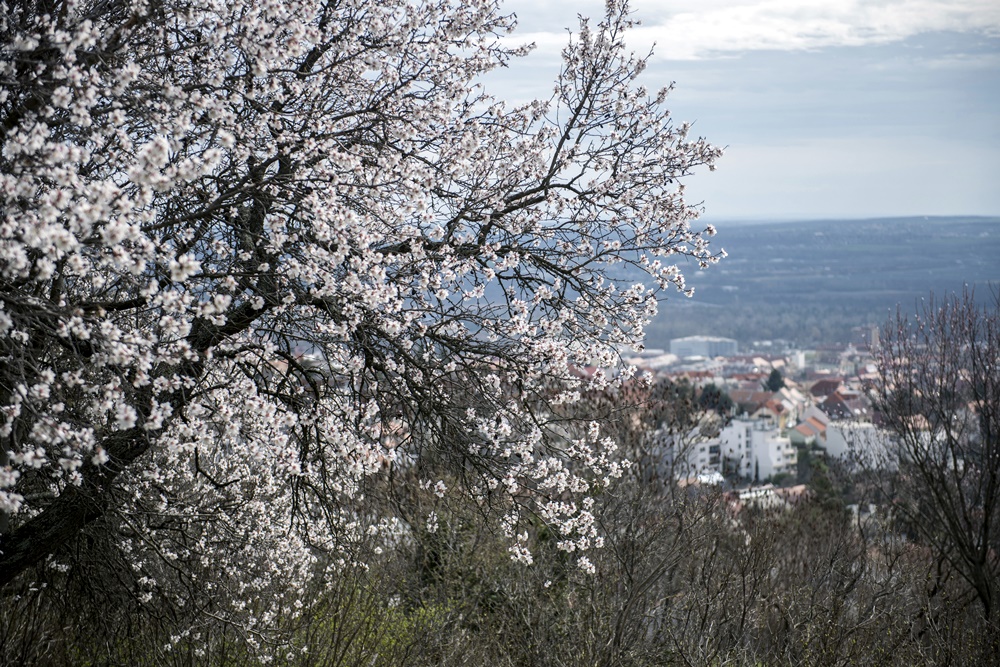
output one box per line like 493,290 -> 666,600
866,290 -> 1000,619
765,368 -> 785,392
0,0 -> 721,611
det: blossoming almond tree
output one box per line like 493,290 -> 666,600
0,0 -> 721,618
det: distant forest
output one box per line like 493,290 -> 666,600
645,216 -> 1000,348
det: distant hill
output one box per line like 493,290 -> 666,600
646,216 -> 1000,348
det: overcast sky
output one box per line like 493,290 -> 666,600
488,0 -> 1000,221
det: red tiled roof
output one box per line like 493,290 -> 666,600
793,423 -> 815,437
810,378 -> 844,397
806,417 -> 827,433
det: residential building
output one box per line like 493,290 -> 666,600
719,418 -> 797,481
823,422 -> 887,463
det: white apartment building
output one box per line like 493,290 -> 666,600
645,425 -> 721,480
823,422 -> 880,460
719,418 -> 797,481
654,418 -> 796,482
822,422 -> 898,471
674,436 -> 722,478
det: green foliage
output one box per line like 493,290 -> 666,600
287,583 -> 452,667
765,368 -> 785,392
769,472 -> 792,487
698,383 -> 734,416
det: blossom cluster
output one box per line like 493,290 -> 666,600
0,0 -> 722,619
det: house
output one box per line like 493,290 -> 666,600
823,422 -> 885,462
809,376 -> 844,398
777,385 -> 808,419
729,389 -> 775,415
728,483 -> 810,513
790,416 -> 828,447
750,398 -> 791,431
818,391 -> 870,421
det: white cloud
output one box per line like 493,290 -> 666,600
494,1 -> 1000,219
639,0 -> 1000,60
505,1 -> 1000,60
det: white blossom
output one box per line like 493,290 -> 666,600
0,0 -> 722,634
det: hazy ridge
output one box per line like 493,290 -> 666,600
646,216 -> 1000,347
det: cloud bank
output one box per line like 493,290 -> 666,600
508,1 -> 1000,60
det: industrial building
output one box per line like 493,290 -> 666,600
669,335 -> 738,358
